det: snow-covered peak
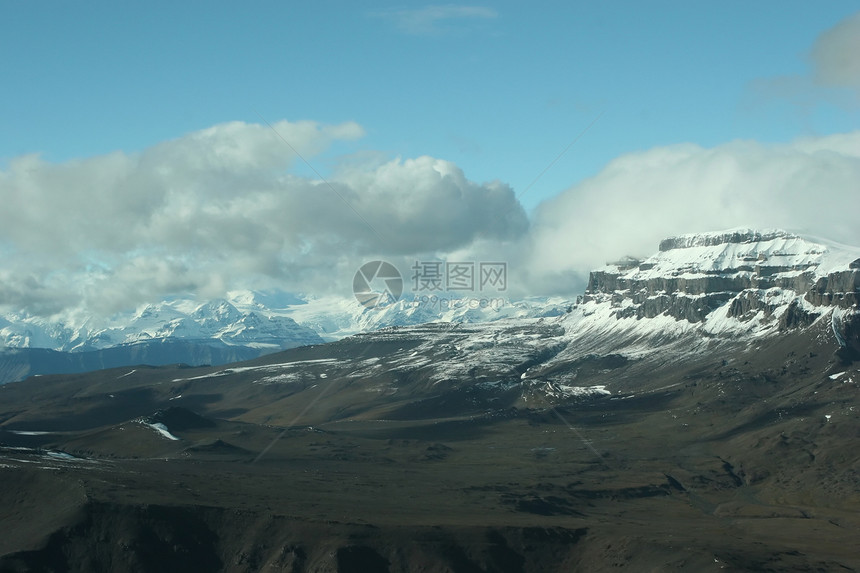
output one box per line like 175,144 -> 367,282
248,292 -> 572,341
191,299 -> 243,324
0,296 -> 324,353
602,230 -> 859,282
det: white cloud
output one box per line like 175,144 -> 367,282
378,5 -> 498,35
2,117 -> 859,318
0,120 -> 527,316
523,132 -> 860,295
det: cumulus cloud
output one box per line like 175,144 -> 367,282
524,132 -> 860,295
3,116 -> 859,318
0,120 -> 528,316
377,5 -> 498,36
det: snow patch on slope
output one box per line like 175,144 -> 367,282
143,422 -> 180,441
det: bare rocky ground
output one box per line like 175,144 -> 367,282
0,318 -> 858,572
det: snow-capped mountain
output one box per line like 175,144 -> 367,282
0,294 -> 569,354
0,298 -> 329,384
266,294 -> 572,341
0,299 -> 324,353
552,228 -> 860,361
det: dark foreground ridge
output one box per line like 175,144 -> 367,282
0,315 -> 858,572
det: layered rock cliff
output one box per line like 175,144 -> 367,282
581,229 -> 860,350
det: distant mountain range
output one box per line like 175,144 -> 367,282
1,228 -> 857,384
0,287 -> 570,384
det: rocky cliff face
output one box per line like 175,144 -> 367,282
581,229 -> 860,350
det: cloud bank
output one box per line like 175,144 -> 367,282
2,118 -> 859,318
0,120 -> 527,316
523,133 -> 860,294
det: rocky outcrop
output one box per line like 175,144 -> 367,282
657,229 -> 792,252
806,270 -> 859,308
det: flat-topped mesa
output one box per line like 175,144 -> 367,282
582,229 -> 860,346
658,229 -> 796,252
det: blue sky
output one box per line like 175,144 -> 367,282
1,2 -> 860,315
4,1 -> 857,208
